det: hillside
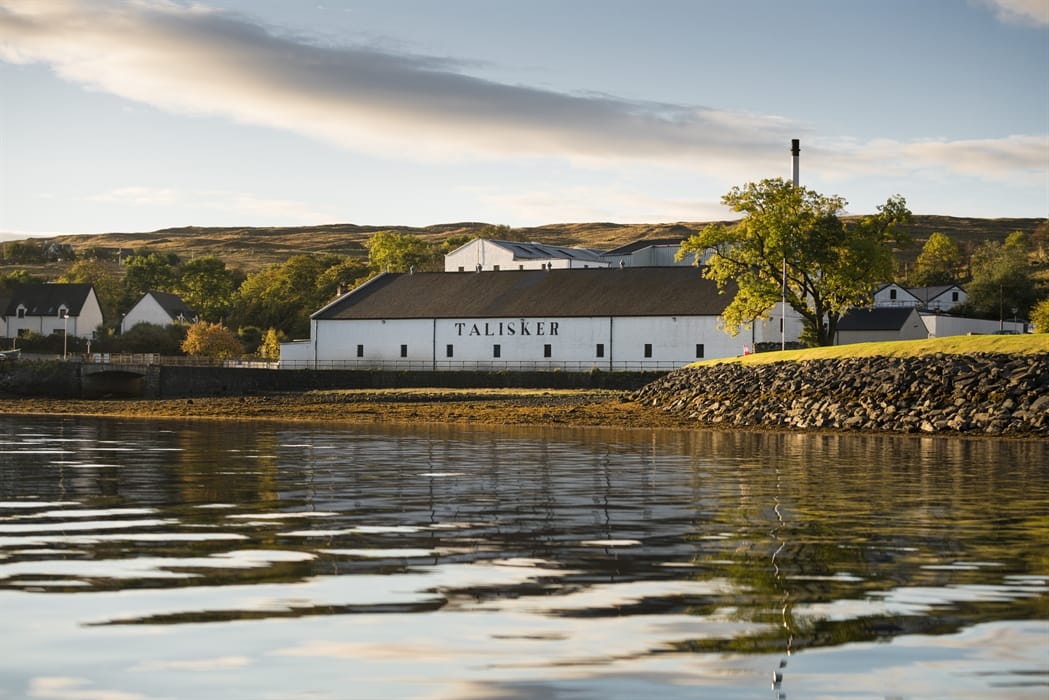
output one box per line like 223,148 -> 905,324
6,215 -> 1046,276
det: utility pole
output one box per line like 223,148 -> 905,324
784,139 -> 800,350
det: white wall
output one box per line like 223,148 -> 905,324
921,314 -> 1028,337
444,239 -> 610,272
873,283 -> 918,308
5,289 -> 103,339
121,294 -> 171,333
282,315 -> 743,370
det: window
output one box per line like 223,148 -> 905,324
889,288 -> 897,300
952,291 -> 959,302
543,344 -> 552,358
400,344 -> 408,358
446,344 -> 454,358
493,265 -> 500,271
356,344 -> 364,358
493,344 -> 501,358
16,307 -> 25,319
458,266 -> 465,272
595,343 -> 605,358
644,343 -> 653,358
696,343 -> 705,358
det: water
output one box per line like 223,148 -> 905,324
0,415 -> 1046,700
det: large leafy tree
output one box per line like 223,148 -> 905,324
232,254 -> 371,338
678,179 -> 911,346
123,252 -> 179,301
963,232 -> 1039,320
59,259 -> 123,327
911,232 -> 961,287
181,321 -> 243,359
364,231 -> 440,272
175,256 -> 242,322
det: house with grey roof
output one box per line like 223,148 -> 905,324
280,267 -> 742,370
444,238 -> 610,272
835,307 -> 927,345
600,237 -> 699,267
121,291 -> 199,334
872,282 -> 966,312
3,283 -> 104,339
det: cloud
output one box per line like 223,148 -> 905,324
979,0 -> 1049,26
28,677 -> 148,700
83,186 -> 335,224
86,187 -> 179,206
0,0 -> 1042,192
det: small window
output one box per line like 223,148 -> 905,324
400,344 -> 408,358
696,343 -> 705,358
595,343 -> 605,358
356,344 -> 364,358
518,265 -> 524,270
446,344 -> 454,358
644,343 -> 653,358
543,344 -> 552,358
16,306 -> 26,319
493,265 -> 500,271
952,291 -> 959,302
458,266 -> 465,272
889,289 -> 897,300
493,344 -> 501,358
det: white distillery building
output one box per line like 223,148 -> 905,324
3,283 -> 104,339
280,267 -> 745,370
444,239 -> 610,272
121,291 -> 199,334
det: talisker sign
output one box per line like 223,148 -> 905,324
453,321 -> 560,337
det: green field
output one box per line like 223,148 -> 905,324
699,334 -> 1049,366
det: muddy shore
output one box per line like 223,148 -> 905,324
0,388 -> 694,430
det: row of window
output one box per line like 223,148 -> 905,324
354,343 -> 705,359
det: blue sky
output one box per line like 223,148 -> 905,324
0,0 -> 1046,236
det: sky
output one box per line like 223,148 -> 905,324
0,0 -> 1046,237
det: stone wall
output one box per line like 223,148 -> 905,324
633,353 -> 1049,437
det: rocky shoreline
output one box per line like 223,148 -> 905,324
633,352 -> 1049,437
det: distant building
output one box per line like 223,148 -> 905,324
835,307 -> 927,345
920,313 -> 1028,337
2,283 -> 104,339
444,239 -> 610,272
121,291 -> 199,334
600,238 -> 699,267
281,267 -> 744,370
872,283 -> 966,312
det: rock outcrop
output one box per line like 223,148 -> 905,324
633,353 -> 1049,437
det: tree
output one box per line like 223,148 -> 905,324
1031,298 -> 1049,333
116,322 -> 187,355
181,321 -> 243,359
364,231 -> 440,273
59,259 -> 122,327
175,256 -> 241,322
1031,220 -> 1048,264
677,179 -> 911,346
259,328 -> 284,360
123,252 -> 179,300
963,232 -> 1039,320
911,232 -> 961,286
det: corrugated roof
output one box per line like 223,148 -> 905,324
838,307 -> 918,331
486,239 -> 605,262
3,283 -> 95,317
602,238 -> 686,256
315,268 -> 734,320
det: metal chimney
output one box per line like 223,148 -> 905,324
791,139 -> 800,186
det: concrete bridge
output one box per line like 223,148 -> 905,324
79,362 -> 160,398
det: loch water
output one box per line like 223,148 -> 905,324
0,415 -> 1046,700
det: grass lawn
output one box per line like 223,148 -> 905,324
696,334 -> 1049,366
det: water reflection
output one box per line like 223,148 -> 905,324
0,416 -> 1046,699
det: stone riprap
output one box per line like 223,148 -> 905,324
633,353 -> 1049,437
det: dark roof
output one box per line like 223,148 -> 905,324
147,291 -> 198,320
602,238 -> 686,256
907,285 -> 963,302
3,283 -> 95,317
314,268 -> 734,320
838,307 -> 918,331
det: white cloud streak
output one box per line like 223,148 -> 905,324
979,0 -> 1049,26
0,0 -> 1043,190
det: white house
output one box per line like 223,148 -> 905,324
835,307 -> 928,345
281,268 -> 744,371
872,283 -> 966,312
444,239 -> 610,272
2,283 -> 104,339
121,291 -> 198,334
907,285 -> 966,312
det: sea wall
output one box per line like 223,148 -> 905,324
632,353 -> 1049,437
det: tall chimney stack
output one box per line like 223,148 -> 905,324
791,138 -> 800,186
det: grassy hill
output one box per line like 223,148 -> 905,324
4,215 -> 1045,276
